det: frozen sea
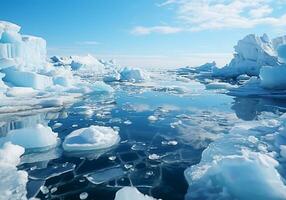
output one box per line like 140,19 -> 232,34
1,70 -> 286,200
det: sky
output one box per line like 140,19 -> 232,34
1,0 -> 286,68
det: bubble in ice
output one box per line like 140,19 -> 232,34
79,192 -> 89,200
40,186 -> 49,194
148,154 -> 160,160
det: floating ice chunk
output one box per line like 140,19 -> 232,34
148,154 -> 160,160
52,122 -> 63,129
63,125 -> 120,152
119,67 -> 149,82
2,68 -> 52,90
185,150 -> 286,200
184,128 -> 286,200
85,166 -> 125,185
148,115 -> 158,122
260,65 -> 286,90
0,124 -> 58,151
114,187 -> 158,200
0,142 -> 28,200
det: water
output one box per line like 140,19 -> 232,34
1,71 -> 286,200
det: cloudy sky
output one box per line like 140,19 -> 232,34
2,0 -> 286,68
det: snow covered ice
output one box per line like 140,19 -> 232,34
0,142 -> 28,200
63,125 -> 120,152
0,124 -> 58,151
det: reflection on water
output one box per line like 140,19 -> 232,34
1,78 -> 286,200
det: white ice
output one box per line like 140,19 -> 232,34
63,125 -> 120,152
0,142 -> 28,200
0,124 -> 58,151
114,187 -> 158,200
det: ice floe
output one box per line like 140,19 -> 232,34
0,142 -> 28,200
63,125 -> 120,152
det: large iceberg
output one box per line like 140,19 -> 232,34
213,34 -> 279,78
63,125 -> 120,152
0,142 -> 28,200
0,21 -> 46,70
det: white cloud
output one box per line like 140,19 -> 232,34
131,26 -> 182,35
76,41 -> 99,45
141,0 -> 286,33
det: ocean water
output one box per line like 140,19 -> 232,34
1,71 -> 286,200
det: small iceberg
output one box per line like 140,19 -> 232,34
119,67 -> 149,83
63,125 -> 120,152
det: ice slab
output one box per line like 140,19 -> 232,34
85,166 -> 125,185
0,124 -> 58,151
28,162 -> 75,180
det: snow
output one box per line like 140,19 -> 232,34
63,125 -> 120,152
114,187 -> 158,200
213,34 -> 278,78
0,124 -> 58,151
0,142 -> 28,200
119,67 -> 149,82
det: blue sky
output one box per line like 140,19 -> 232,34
1,0 -> 286,68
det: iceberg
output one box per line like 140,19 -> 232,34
0,142 -> 28,200
0,124 -> 58,151
0,21 -> 46,70
70,54 -> 104,74
213,34 -> 278,78
119,67 -> 149,82
63,125 -> 120,152
114,187 -> 158,200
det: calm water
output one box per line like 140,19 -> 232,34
2,72 -> 286,200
